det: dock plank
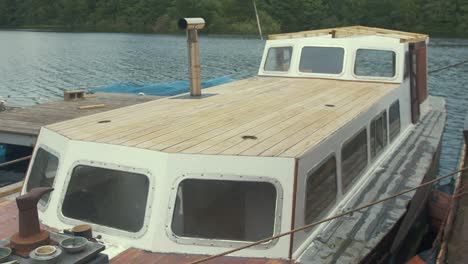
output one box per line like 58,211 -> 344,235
0,93 -> 161,146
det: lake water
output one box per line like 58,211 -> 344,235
0,31 -> 467,183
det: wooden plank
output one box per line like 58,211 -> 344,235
195,81 -> 359,155
0,181 -> 23,199
225,85 -> 370,156
137,79 -> 328,150
45,77 -> 398,158
243,86 -> 380,157
0,93 -> 161,144
64,78 -> 290,143
268,25 -> 428,43
47,78 -> 262,132
167,82 -> 348,154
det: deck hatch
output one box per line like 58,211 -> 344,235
61,165 -> 150,233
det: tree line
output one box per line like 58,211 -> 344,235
0,0 -> 467,37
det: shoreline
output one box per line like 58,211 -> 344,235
1,27 -> 466,40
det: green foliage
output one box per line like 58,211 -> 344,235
0,0 -> 466,37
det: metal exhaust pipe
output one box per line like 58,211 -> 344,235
178,18 -> 205,97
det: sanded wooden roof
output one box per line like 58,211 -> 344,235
47,77 -> 398,158
269,25 -> 428,43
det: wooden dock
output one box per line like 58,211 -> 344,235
0,92 -> 161,146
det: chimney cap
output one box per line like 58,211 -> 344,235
178,18 -> 206,30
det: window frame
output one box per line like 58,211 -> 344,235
352,48 -> 399,81
389,100 -> 401,142
303,153 -> 338,227
340,128 -> 369,193
58,160 -> 153,239
262,45 -> 294,74
166,173 -> 283,248
297,45 -> 346,78
27,145 -> 61,212
370,110 -> 388,161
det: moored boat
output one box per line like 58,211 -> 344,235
0,23 -> 446,263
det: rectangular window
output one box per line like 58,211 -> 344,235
305,156 -> 337,225
172,179 -> 277,242
355,49 -> 396,78
264,47 -> 293,72
342,129 -> 368,192
299,47 -> 344,74
62,165 -> 149,233
389,100 -> 401,142
370,111 -> 388,160
26,148 -> 59,205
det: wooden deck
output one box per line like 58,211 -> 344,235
111,249 -> 295,264
47,77 -> 398,158
0,93 -> 161,146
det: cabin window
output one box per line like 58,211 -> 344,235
370,111 -> 388,160
26,148 -> 59,205
341,129 -> 368,192
354,49 -> 396,78
389,100 -> 401,142
299,47 -> 344,74
62,165 -> 149,233
305,156 -> 337,225
264,47 -> 293,72
171,179 -> 277,242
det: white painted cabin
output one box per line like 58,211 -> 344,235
22,27 -> 437,262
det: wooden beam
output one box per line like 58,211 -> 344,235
268,25 -> 428,43
0,181 -> 23,199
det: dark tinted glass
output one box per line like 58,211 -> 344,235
305,156 -> 337,225
27,148 -> 59,205
172,179 -> 277,241
389,100 -> 401,142
299,47 -> 344,74
264,47 -> 293,71
371,111 -> 388,160
62,165 -> 149,232
355,49 -> 396,77
342,129 -> 368,192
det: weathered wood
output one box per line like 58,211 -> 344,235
268,25 -> 428,43
63,90 -> 85,101
46,77 -> 397,158
0,93 -> 161,146
111,248 -> 295,264
0,181 -> 23,199
78,104 -> 106,110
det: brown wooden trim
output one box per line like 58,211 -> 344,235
0,181 -> 23,199
289,158 -> 299,259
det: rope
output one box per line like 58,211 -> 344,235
0,155 -> 32,168
429,59 -> 468,74
189,166 -> 468,264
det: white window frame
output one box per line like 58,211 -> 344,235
166,173 -> 283,249
352,48 -> 400,82
297,45 -> 347,78
57,160 -> 154,239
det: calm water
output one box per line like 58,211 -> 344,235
0,31 -> 467,182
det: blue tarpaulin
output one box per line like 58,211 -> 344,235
88,76 -> 233,96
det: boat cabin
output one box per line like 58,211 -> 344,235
22,26 -> 430,260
